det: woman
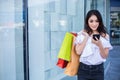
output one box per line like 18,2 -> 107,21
75,10 -> 112,80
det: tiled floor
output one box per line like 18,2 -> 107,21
105,45 -> 120,80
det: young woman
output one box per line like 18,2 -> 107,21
75,10 -> 113,80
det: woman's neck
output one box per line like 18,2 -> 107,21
92,30 -> 99,34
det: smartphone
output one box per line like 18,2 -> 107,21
93,34 -> 100,41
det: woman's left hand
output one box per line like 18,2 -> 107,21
92,35 -> 109,59
92,37 -> 102,47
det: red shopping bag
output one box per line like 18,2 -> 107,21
70,32 -> 77,36
56,58 -> 68,68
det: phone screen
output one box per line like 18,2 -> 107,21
93,34 -> 100,41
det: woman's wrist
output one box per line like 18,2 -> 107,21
84,36 -> 89,42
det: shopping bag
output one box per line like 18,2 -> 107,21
70,32 -> 77,36
56,58 -> 68,68
64,34 -> 80,76
57,32 -> 73,61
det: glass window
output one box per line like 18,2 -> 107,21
0,0 -> 24,80
110,11 -> 120,45
110,0 -> 120,45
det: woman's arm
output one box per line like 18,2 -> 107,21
98,42 -> 109,59
92,34 -> 110,59
75,32 -> 89,55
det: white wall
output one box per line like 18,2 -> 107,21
28,0 -> 85,80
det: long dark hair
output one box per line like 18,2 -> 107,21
84,10 -> 107,36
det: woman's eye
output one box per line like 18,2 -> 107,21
89,20 -> 99,23
89,20 -> 93,23
96,20 -> 99,22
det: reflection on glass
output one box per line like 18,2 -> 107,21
0,0 -> 24,80
110,11 -> 120,45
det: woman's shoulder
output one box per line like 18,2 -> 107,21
76,30 -> 86,38
101,33 -> 110,40
77,30 -> 86,34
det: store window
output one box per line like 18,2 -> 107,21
0,0 -> 26,80
110,0 -> 120,45
110,9 -> 120,45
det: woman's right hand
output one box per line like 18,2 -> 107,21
75,31 -> 89,55
81,31 -> 89,39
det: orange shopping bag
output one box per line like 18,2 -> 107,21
64,33 -> 80,76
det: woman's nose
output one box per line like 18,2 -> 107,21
93,22 -> 97,26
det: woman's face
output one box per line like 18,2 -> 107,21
88,15 -> 99,32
